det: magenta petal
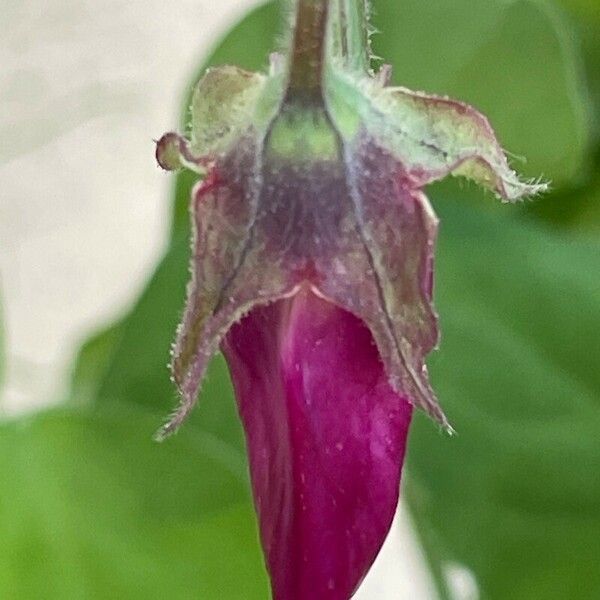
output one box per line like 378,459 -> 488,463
222,289 -> 413,600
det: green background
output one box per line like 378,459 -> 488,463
1,0 -> 599,598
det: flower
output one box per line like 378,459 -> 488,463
155,1 -> 545,598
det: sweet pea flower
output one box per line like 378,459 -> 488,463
155,1 -> 545,598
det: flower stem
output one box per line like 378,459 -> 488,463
333,0 -> 371,74
285,0 -> 372,104
286,0 -> 330,103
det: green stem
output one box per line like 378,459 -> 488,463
286,0 -> 330,103
285,0 -> 372,104
334,0 -> 371,73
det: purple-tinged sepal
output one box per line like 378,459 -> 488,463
326,73 -> 547,201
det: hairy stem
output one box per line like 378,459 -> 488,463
334,0 -> 371,73
285,0 -> 372,103
286,0 -> 330,103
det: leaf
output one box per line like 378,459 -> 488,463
371,0 -> 591,187
404,190 -> 600,600
0,405 -> 268,599
69,324 -> 122,406
93,235 -> 246,450
521,164 -> 600,231
556,0 -> 600,133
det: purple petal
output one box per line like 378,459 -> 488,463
222,289 -> 413,600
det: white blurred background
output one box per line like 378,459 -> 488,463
0,1 -> 470,597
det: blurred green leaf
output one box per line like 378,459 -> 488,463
521,157 -> 600,231
0,405 -> 267,599
570,177 -> 600,229
372,0 -> 591,186
70,324 -> 122,406
93,235 -> 246,450
556,0 -> 600,141
405,192 -> 600,600
95,235 -> 188,410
